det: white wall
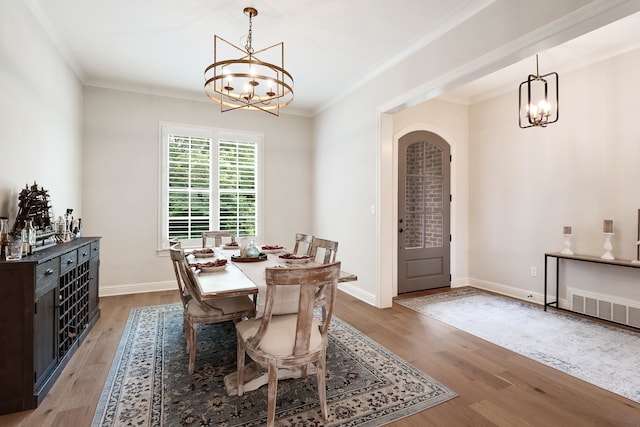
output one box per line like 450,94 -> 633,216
468,48 -> 640,305
311,95 -> 381,303
82,87 -> 313,294
0,1 -> 83,225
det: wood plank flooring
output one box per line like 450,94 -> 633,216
1,287 -> 639,426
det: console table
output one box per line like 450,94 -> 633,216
544,252 -> 640,318
0,237 -> 101,414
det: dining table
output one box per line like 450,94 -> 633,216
189,246 -> 357,317
185,244 -> 358,395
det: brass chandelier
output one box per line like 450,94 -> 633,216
518,55 -> 559,128
204,7 -> 294,116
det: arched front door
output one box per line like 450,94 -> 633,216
398,131 -> 451,293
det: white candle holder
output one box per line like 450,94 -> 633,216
601,232 -> 614,260
633,240 -> 640,264
560,234 -> 573,255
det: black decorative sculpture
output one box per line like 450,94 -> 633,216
13,182 -> 54,239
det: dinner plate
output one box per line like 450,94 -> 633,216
223,243 -> 240,250
261,245 -> 284,254
190,248 -> 216,258
279,256 -> 312,264
189,260 -> 226,270
190,256 -> 219,264
200,264 -> 227,272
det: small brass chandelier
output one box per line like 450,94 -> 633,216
204,7 -> 294,116
518,55 -> 559,128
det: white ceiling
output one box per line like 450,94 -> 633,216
25,0 -> 640,116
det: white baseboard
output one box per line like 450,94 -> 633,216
338,282 -> 377,306
465,277 -> 568,308
99,277 -> 566,310
100,280 -> 176,297
451,277 -> 471,287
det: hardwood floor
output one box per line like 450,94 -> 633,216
2,287 -> 639,426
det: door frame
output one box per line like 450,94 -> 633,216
386,122 -> 457,301
397,130 -> 451,293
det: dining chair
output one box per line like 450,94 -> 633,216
235,261 -> 341,427
309,236 -> 338,264
169,243 -> 255,374
292,233 -> 313,255
202,230 -> 236,248
169,241 -> 192,309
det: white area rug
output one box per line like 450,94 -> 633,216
396,288 -> 640,403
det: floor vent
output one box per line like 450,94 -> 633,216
569,287 -> 640,328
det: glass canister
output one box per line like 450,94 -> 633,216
0,217 -> 10,260
246,239 -> 260,258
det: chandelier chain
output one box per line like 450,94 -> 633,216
245,12 -> 254,54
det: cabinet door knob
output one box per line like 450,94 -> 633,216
45,268 -> 54,275
66,259 -> 74,265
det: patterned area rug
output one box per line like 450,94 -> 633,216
92,304 -> 456,426
396,288 -> 640,403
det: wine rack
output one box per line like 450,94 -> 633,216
58,260 -> 90,357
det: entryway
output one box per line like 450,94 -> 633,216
397,130 -> 451,293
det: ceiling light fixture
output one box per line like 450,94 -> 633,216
518,54 -> 559,128
204,7 -> 294,116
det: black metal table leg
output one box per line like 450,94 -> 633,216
544,254 -> 548,311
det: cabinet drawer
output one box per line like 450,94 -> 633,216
59,250 -> 78,275
78,244 -> 91,264
90,240 -> 100,258
36,259 -> 59,295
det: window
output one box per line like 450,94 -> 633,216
159,123 -> 262,249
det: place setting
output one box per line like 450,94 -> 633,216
277,252 -> 312,265
189,258 -> 228,273
184,248 -> 227,273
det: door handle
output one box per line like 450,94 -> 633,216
399,228 -> 403,233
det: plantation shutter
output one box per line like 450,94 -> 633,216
167,134 -> 211,241
160,124 -> 261,249
218,139 -> 258,237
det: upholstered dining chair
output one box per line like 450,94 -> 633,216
292,233 -> 313,255
169,243 -> 255,374
202,230 -> 236,248
309,237 -> 338,264
235,262 -> 341,427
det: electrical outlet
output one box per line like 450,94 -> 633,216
530,267 -> 537,277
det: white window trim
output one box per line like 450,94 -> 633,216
157,122 -> 264,253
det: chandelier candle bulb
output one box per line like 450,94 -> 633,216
603,219 -> 613,233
